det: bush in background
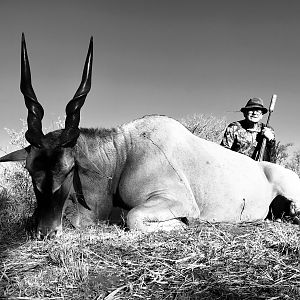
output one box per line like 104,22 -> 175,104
180,113 -> 227,143
273,141 -> 300,177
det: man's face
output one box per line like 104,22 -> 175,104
244,109 -> 263,124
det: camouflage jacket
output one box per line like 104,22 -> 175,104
220,120 -> 276,162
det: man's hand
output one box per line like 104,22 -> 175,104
262,127 -> 275,141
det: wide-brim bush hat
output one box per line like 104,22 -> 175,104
240,98 -> 268,114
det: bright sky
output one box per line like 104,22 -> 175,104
1,0 -> 300,151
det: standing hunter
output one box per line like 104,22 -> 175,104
221,97 -> 276,162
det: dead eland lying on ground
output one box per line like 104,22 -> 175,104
1,35 -> 300,238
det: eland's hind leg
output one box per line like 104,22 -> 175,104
126,196 -> 197,232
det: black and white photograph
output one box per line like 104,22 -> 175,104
1,1 -> 300,299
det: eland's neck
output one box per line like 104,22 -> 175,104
75,128 -> 128,194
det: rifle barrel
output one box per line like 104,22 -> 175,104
256,94 -> 277,162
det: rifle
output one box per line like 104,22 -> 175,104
256,94 -> 277,162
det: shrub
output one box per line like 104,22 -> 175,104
180,113 -> 227,143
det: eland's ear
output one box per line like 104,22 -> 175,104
0,146 -> 30,162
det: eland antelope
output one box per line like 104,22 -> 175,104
1,34 -> 300,238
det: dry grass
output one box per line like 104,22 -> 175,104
1,220 -> 300,299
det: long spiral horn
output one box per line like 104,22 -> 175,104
60,37 -> 93,146
21,33 -> 45,148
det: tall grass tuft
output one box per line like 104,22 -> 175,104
0,121 -> 34,241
